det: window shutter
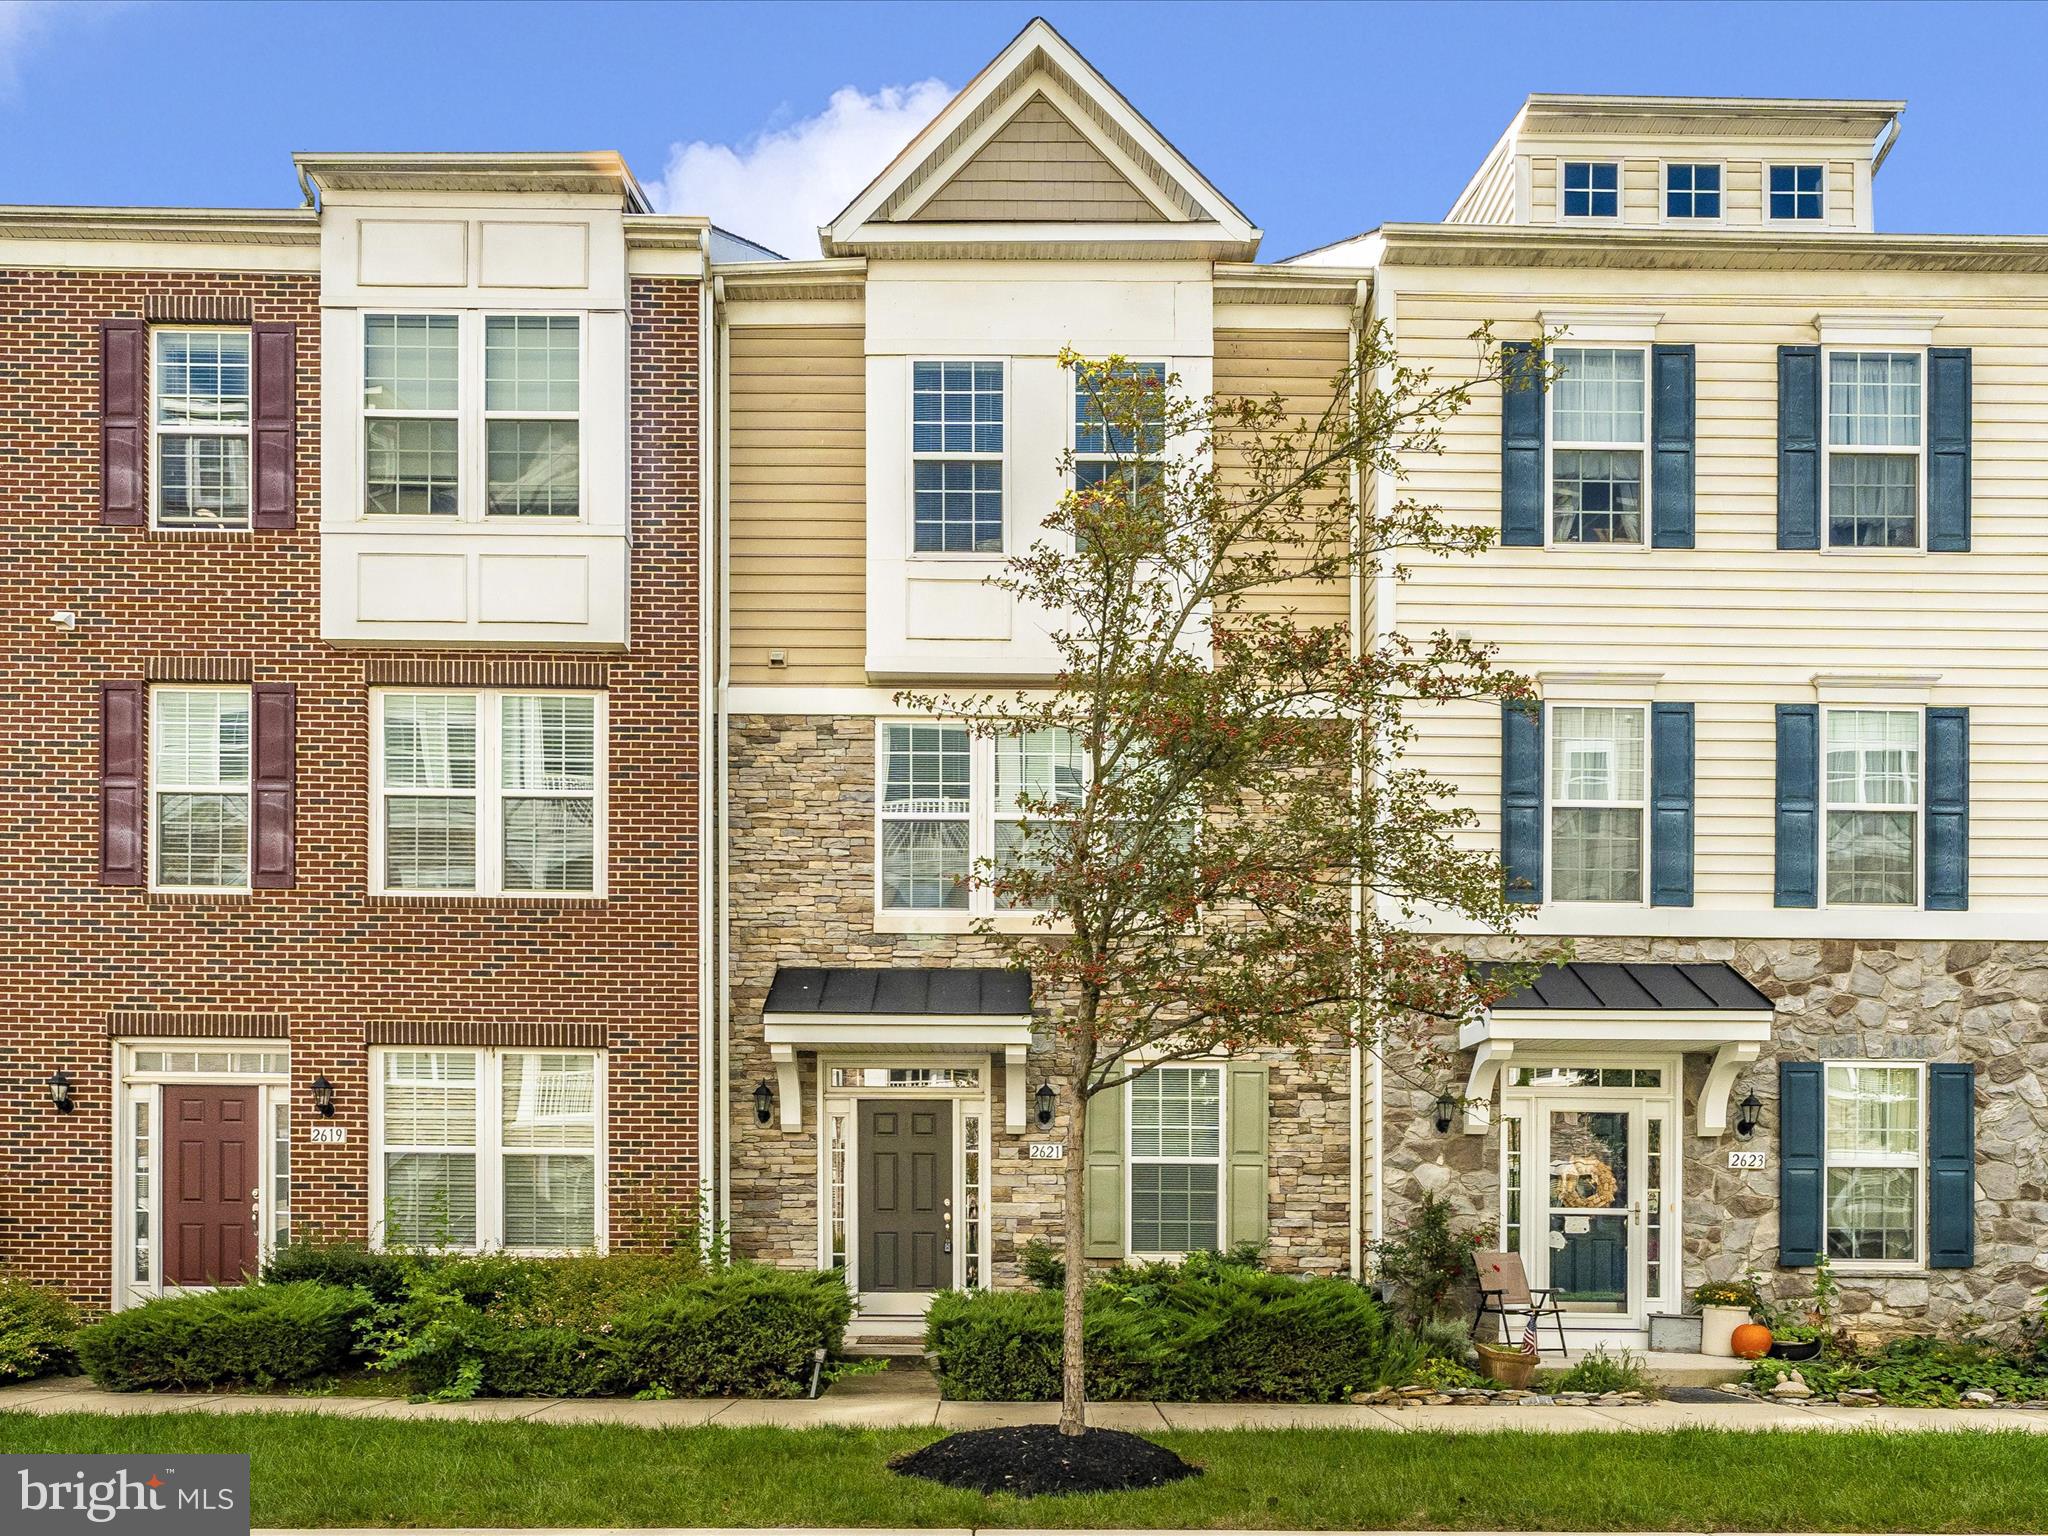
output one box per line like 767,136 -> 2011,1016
1927,347 -> 1971,552
1650,702 -> 1694,907
1927,1062 -> 1976,1269
1650,343 -> 1695,549
100,319 -> 147,527
1777,1060 -> 1823,1267
1226,1062 -> 1269,1248
1774,704 -> 1819,908
251,322 -> 298,530
1082,1080 -> 1126,1260
99,681 -> 146,886
1499,341 -> 1544,547
1924,706 -> 1969,912
1500,700 -> 1543,904
1776,345 -> 1821,550
251,683 -> 297,889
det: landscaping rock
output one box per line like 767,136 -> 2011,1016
1963,1390 -> 1997,1405
892,1425 -> 1198,1497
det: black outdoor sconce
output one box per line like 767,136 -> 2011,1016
1034,1080 -> 1056,1130
1735,1090 -> 1762,1140
1433,1090 -> 1458,1135
753,1080 -> 775,1127
309,1074 -> 336,1118
46,1070 -> 74,1114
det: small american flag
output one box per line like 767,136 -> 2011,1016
1520,1312 -> 1539,1356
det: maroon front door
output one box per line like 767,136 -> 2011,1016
165,1086 -> 260,1286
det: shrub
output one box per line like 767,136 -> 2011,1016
1018,1240 -> 1065,1292
1368,1192 -> 1481,1328
0,1278 -> 79,1383
75,1283 -> 369,1392
617,1266 -> 852,1398
1550,1346 -> 1654,1396
1412,1316 -> 1475,1363
262,1240 -> 416,1304
1743,1333 -> 2048,1406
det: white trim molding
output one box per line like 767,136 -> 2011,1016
1810,671 -> 1942,706
1537,308 -> 1664,343
1814,312 -> 1944,347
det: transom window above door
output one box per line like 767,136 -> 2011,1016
911,361 -> 1005,553
1548,704 -> 1647,904
1561,161 -> 1619,219
1550,346 -> 1646,544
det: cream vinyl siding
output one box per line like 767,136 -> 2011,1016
1522,153 -> 1862,230
1621,159 -> 1659,222
1528,159 -> 1557,224
728,325 -> 867,685
1386,274 -> 2048,909
913,95 -> 1162,224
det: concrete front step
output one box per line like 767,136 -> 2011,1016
1554,1348 -> 1747,1387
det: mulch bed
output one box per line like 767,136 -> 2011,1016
891,1424 -> 1201,1497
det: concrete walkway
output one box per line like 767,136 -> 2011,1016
2,1369 -> 2042,1434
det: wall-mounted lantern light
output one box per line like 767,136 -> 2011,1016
310,1074 -> 336,1118
1735,1091 -> 1762,1140
1034,1081 -> 1056,1130
1433,1090 -> 1458,1135
754,1080 -> 774,1127
46,1070 -> 74,1114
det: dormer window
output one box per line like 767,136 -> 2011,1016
1664,163 -> 1721,220
1561,161 -> 1619,220
1770,164 -> 1826,222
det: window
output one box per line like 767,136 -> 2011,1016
1548,705 -> 1646,903
1824,708 -> 1919,906
374,690 -> 603,896
151,687 -> 250,890
485,315 -> 580,517
152,329 -> 250,528
1561,161 -> 1619,219
1129,1066 -> 1222,1254
1073,361 -> 1165,510
1549,347 -> 1646,544
912,361 -> 1004,553
1826,350 -> 1922,549
376,1048 -> 602,1252
1770,164 -> 1825,221
363,314 -> 460,515
994,728 -> 1087,911
1824,1063 -> 1922,1263
1664,163 -> 1721,220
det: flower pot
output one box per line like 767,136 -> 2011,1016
1699,1304 -> 1750,1357
1474,1341 -> 1538,1390
1769,1337 -> 1823,1362
1731,1322 -> 1773,1360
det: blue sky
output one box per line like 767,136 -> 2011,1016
3,0 -> 2046,259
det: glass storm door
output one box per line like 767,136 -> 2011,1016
1537,1100 -> 1645,1323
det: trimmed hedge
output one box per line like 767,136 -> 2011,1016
261,1240 -> 414,1304
0,1278 -> 79,1384
75,1282 -> 370,1392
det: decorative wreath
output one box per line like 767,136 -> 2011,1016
1553,1156 -> 1619,1210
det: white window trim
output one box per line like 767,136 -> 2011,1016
1544,701 -> 1650,908
1558,159 -> 1623,225
369,687 -> 608,899
1544,343 -> 1652,550
1126,1061 -> 1228,1261
368,1045 -> 608,1256
482,314 -> 586,520
1822,344 -> 1927,554
1821,1059 -> 1927,1273
150,325 -> 252,531
1766,162 -> 1829,226
906,356 -> 1009,560
1820,704 -> 1924,912
1657,159 -> 1726,228
148,684 -> 252,894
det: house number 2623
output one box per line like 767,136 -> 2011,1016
1727,1149 -> 1766,1170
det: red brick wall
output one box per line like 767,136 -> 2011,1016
0,267 -> 702,1306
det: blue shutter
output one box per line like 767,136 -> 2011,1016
1650,344 -> 1695,548
1778,1060 -> 1823,1268
1927,1062 -> 1976,1269
1924,707 -> 1969,912
1650,702 -> 1694,907
1501,701 -> 1543,904
1500,342 -> 1544,547
1777,346 -> 1821,550
1927,348 -> 1972,552
1774,704 -> 1819,908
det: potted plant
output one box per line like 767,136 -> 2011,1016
1691,1276 -> 1762,1358
1767,1321 -> 1824,1361
1473,1339 -> 1538,1390
1765,1255 -> 1836,1361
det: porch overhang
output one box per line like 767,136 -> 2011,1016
1458,962 -> 1775,1136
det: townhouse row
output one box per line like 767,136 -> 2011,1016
4,21 -> 2043,1348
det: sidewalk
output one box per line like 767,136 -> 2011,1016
3,1368 -> 2044,1434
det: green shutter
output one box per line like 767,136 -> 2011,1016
1083,1081 -> 1126,1260
1226,1063 -> 1269,1248
1927,1062 -> 1976,1269
1778,1060 -> 1824,1267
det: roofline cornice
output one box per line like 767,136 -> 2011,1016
294,151 -> 651,212
0,206 -> 319,244
1378,223 -> 2048,275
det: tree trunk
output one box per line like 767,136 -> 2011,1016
1060,1082 -> 1088,1436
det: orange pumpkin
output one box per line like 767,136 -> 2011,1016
1731,1322 -> 1774,1360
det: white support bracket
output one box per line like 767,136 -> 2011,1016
1699,1040 -> 1763,1137
769,1043 -> 802,1131
1461,1039 -> 1515,1134
1003,1045 -> 1028,1133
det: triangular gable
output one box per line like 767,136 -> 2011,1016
909,93 -> 1163,224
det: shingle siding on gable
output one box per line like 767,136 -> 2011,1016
911,96 -> 1163,223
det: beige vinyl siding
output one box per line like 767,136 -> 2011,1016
1385,276 -> 2048,909
728,326 -> 867,685
913,95 -> 1162,223
1528,158 -> 1557,224
1449,153 -> 1516,225
1723,160 -> 1763,224
1622,159 -> 1659,222
1828,160 -> 1857,228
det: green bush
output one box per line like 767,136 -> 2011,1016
1550,1346 -> 1654,1396
1743,1333 -> 2048,1406
617,1266 -> 852,1398
0,1278 -> 79,1383
1368,1192 -> 1481,1328
262,1240 -> 416,1304
75,1283 -> 369,1392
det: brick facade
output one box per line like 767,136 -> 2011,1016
0,268 -> 702,1306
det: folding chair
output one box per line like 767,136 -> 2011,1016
1472,1249 -> 1569,1357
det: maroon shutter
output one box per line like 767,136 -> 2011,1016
250,322 -> 297,529
100,682 -> 146,885
250,683 -> 296,888
100,319 -> 147,526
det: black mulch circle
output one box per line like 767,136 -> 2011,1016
891,1424 -> 1201,1497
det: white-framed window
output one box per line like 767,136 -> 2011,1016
1548,704 -> 1647,904
911,360 -> 1005,553
1824,1062 -> 1923,1265
372,689 -> 605,897
1549,346 -> 1647,545
1769,164 -> 1826,222
1073,359 -> 1165,509
373,1047 -> 604,1253
1129,1065 -> 1223,1255
993,727 -> 1088,912
485,315 -> 581,517
1561,160 -> 1619,220
150,686 -> 251,891
152,328 -> 251,528
1823,707 -> 1920,907
1825,349 -> 1923,550
363,313 -> 460,516
1664,162 -> 1722,220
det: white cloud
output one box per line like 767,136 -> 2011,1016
651,79 -> 953,259
0,1 -> 55,94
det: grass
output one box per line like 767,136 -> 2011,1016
5,1412 -> 2048,1529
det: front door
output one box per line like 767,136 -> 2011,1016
859,1099 -> 952,1291
1536,1100 -> 1638,1321
165,1085 -> 260,1287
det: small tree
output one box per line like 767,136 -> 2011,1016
909,326 -> 1539,1436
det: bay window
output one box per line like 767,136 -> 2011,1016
485,315 -> 581,517
151,686 -> 251,890
152,329 -> 251,528
1129,1066 -> 1223,1254
1826,350 -> 1922,549
363,314 -> 460,515
1824,708 -> 1919,906
1548,704 -> 1646,903
1549,347 -> 1646,544
1824,1063 -> 1922,1263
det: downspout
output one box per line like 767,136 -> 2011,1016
1348,279 -> 1365,1281
713,271 -> 735,1238
697,235 -> 722,1248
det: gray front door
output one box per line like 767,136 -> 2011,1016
859,1100 -> 952,1291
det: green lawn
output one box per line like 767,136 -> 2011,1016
4,1411 -> 2047,1530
